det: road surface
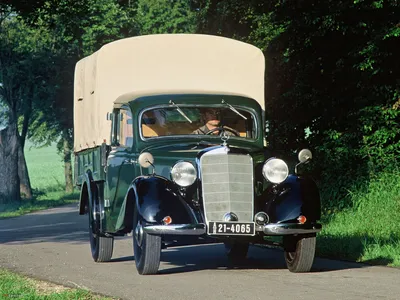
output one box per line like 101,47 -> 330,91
0,204 -> 399,300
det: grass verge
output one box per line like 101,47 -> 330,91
0,141 -> 79,219
0,191 -> 79,219
0,268 -> 113,299
317,170 -> 400,267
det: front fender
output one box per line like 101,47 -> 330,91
263,175 -> 321,223
122,176 -> 196,227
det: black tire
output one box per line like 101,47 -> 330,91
283,234 -> 316,273
224,241 -> 249,260
88,183 -> 113,262
133,205 -> 161,275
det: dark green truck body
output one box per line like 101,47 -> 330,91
73,34 -> 322,275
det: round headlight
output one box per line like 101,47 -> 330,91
262,158 -> 289,184
171,161 -> 197,187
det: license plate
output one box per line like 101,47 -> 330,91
208,222 -> 255,236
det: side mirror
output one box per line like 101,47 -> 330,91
138,152 -> 154,168
295,149 -> 312,175
298,149 -> 312,163
106,112 -> 113,120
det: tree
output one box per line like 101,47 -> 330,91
0,8 -> 19,204
6,0 -> 138,193
260,1 -> 400,164
0,8 -> 55,202
33,0 -> 138,192
137,0 -> 196,34
194,0 -> 400,211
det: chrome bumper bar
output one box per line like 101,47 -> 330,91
143,222 -> 321,236
143,224 -> 206,236
262,223 -> 322,235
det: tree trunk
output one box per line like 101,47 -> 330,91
18,100 -> 33,199
18,145 -> 32,199
0,119 -> 20,204
63,130 -> 74,193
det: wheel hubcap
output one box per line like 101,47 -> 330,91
92,204 -> 97,221
135,222 -> 143,247
91,203 -> 99,235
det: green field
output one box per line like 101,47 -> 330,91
24,141 -> 66,192
0,141 -> 78,218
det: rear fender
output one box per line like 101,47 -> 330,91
79,171 -> 94,215
79,171 -> 105,232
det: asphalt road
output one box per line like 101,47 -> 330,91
0,204 -> 399,300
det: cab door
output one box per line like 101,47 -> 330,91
105,106 -> 138,232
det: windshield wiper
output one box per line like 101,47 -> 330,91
191,140 -> 216,150
169,100 -> 192,123
221,99 -> 247,120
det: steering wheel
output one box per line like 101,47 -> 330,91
205,127 -> 240,137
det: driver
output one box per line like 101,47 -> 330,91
192,108 -> 239,136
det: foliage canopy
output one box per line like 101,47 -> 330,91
1,0 -> 400,209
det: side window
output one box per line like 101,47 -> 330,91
118,108 -> 133,147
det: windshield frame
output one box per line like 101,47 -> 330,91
138,104 -> 260,142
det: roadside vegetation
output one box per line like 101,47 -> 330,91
317,168 -> 400,266
0,142 -> 78,219
0,0 -> 399,269
0,268 -> 113,300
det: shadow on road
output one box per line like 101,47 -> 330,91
0,204 -> 388,275
110,255 -> 135,263
107,242 -> 372,275
0,205 -> 88,245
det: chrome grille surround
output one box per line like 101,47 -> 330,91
200,149 -> 254,223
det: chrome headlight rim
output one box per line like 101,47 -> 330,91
170,161 -> 197,187
262,158 -> 289,184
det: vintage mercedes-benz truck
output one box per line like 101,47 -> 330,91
73,34 -> 322,275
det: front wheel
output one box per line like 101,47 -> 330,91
283,234 -> 316,273
133,205 -> 161,275
88,184 -> 113,262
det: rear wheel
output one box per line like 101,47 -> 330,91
224,241 -> 249,260
88,183 -> 113,262
283,234 -> 316,273
133,204 -> 161,275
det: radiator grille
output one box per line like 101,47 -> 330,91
200,153 -> 254,222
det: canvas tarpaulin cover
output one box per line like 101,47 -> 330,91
73,34 -> 265,152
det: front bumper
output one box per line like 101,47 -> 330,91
143,222 -> 322,236
261,222 -> 322,235
143,224 -> 206,235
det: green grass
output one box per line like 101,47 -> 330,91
24,141 -> 66,192
0,141 -> 79,219
0,192 -> 79,219
317,170 -> 400,266
0,268 -> 113,299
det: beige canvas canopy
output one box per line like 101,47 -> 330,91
73,34 -> 265,152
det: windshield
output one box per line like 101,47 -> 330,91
140,106 -> 257,139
